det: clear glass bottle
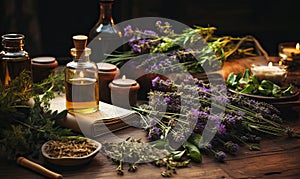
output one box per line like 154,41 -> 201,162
88,0 -> 122,62
0,33 -> 31,87
65,35 -> 99,113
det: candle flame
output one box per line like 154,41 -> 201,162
268,62 -> 273,67
122,75 -> 126,80
79,71 -> 84,78
296,43 -> 300,50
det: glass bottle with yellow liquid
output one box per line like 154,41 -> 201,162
65,35 -> 99,113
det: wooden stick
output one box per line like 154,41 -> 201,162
16,157 -> 63,179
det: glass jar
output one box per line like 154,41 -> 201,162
88,0 -> 122,62
0,33 -> 31,87
65,35 -> 99,113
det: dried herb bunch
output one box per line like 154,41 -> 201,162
101,137 -> 190,177
105,21 -> 269,73
133,75 -> 299,166
0,71 -> 74,159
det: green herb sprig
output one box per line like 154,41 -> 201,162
105,22 -> 269,73
226,69 -> 295,97
0,71 -> 75,159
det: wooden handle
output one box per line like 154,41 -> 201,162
17,157 -> 63,179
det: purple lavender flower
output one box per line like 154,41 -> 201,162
155,20 -> 162,27
164,97 -> 171,103
225,114 -> 237,125
147,126 -> 162,140
151,76 -> 161,87
205,143 -> 212,150
124,25 -> 133,37
143,30 -> 158,37
132,44 -> 142,53
189,108 -> 200,121
194,121 -> 205,133
217,124 -> 227,135
224,141 -> 239,153
155,21 -> 174,35
215,151 -> 226,162
199,86 -> 212,93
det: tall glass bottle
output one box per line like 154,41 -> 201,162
0,33 -> 31,87
65,35 -> 99,113
88,0 -> 122,62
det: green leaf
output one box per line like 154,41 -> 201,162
150,139 -> 169,149
188,133 -> 202,148
171,150 -> 186,160
252,76 -> 260,88
52,109 -> 68,121
240,84 -> 255,94
183,141 -> 202,163
272,84 -> 282,97
243,69 -> 251,79
260,80 -> 274,89
239,69 -> 251,84
226,72 -> 238,87
282,84 -> 294,96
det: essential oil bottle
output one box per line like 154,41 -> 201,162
65,35 -> 99,113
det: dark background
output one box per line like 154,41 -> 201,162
1,0 -> 299,58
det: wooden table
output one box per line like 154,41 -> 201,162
1,56 -> 300,178
0,105 -> 300,179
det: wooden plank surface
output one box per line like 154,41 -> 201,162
1,107 -> 300,179
1,57 -> 300,178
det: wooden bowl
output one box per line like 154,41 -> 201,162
41,137 -> 101,166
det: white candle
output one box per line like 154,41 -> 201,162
251,62 -> 287,83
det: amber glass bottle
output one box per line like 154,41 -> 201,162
0,34 -> 31,86
88,0 -> 122,62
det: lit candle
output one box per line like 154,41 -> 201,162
282,43 -> 300,56
109,75 -> 140,108
251,62 -> 287,84
279,42 -> 300,65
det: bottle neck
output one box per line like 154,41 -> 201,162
73,55 -> 90,63
3,46 -> 24,52
99,1 -> 114,25
71,48 -> 91,62
2,34 -> 25,52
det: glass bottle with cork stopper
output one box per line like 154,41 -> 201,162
88,0 -> 123,62
0,33 -> 31,87
65,35 -> 99,113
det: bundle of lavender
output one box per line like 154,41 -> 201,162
133,75 -> 299,163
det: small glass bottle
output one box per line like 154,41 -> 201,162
65,35 -> 99,113
88,0 -> 122,62
0,33 -> 31,87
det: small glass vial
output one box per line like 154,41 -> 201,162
0,33 -> 31,87
65,35 -> 99,113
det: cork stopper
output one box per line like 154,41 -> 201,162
72,35 -> 88,58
